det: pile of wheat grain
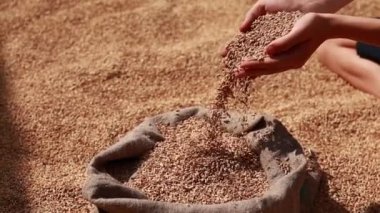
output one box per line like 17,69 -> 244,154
128,117 -> 267,204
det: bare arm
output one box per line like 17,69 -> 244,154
301,0 -> 353,13
325,14 -> 380,45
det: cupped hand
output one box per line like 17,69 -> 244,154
237,13 -> 330,78
240,0 -> 349,32
240,0 -> 301,32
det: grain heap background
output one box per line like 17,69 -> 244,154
0,0 -> 379,212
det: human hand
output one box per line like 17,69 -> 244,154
240,0 -> 351,32
237,13 -> 330,77
220,0 -> 350,57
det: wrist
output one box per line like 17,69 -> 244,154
318,13 -> 339,39
302,0 -> 353,13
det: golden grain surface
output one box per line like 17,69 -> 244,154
129,117 -> 267,204
0,0 -> 379,212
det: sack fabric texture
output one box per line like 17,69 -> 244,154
83,107 -> 321,213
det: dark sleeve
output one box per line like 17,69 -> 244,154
355,17 -> 380,64
356,42 -> 380,64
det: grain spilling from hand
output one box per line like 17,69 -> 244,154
214,11 -> 302,111
128,117 -> 268,204
209,12 -> 301,139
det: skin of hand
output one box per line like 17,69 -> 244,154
237,13 -> 329,77
237,13 -> 380,78
240,0 -> 352,32
219,0 -> 352,57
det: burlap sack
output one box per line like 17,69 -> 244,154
83,107 -> 320,213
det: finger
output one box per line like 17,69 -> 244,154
239,40 -> 313,75
235,68 -> 268,78
240,58 -> 280,70
219,37 -> 237,57
265,27 -> 305,56
237,58 -> 276,76
240,3 -> 266,33
239,57 -> 296,73
219,46 -> 228,57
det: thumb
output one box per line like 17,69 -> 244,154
240,3 -> 266,33
266,28 -> 303,56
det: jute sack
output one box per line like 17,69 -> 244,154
83,107 -> 320,213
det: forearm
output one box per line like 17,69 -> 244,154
302,0 -> 353,13
323,14 -> 380,45
325,0 -> 353,12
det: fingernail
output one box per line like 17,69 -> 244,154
266,45 -> 275,56
239,25 -> 247,33
240,62 -> 249,68
235,68 -> 245,77
243,56 -> 254,62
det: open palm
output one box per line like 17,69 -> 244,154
237,13 -> 329,77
